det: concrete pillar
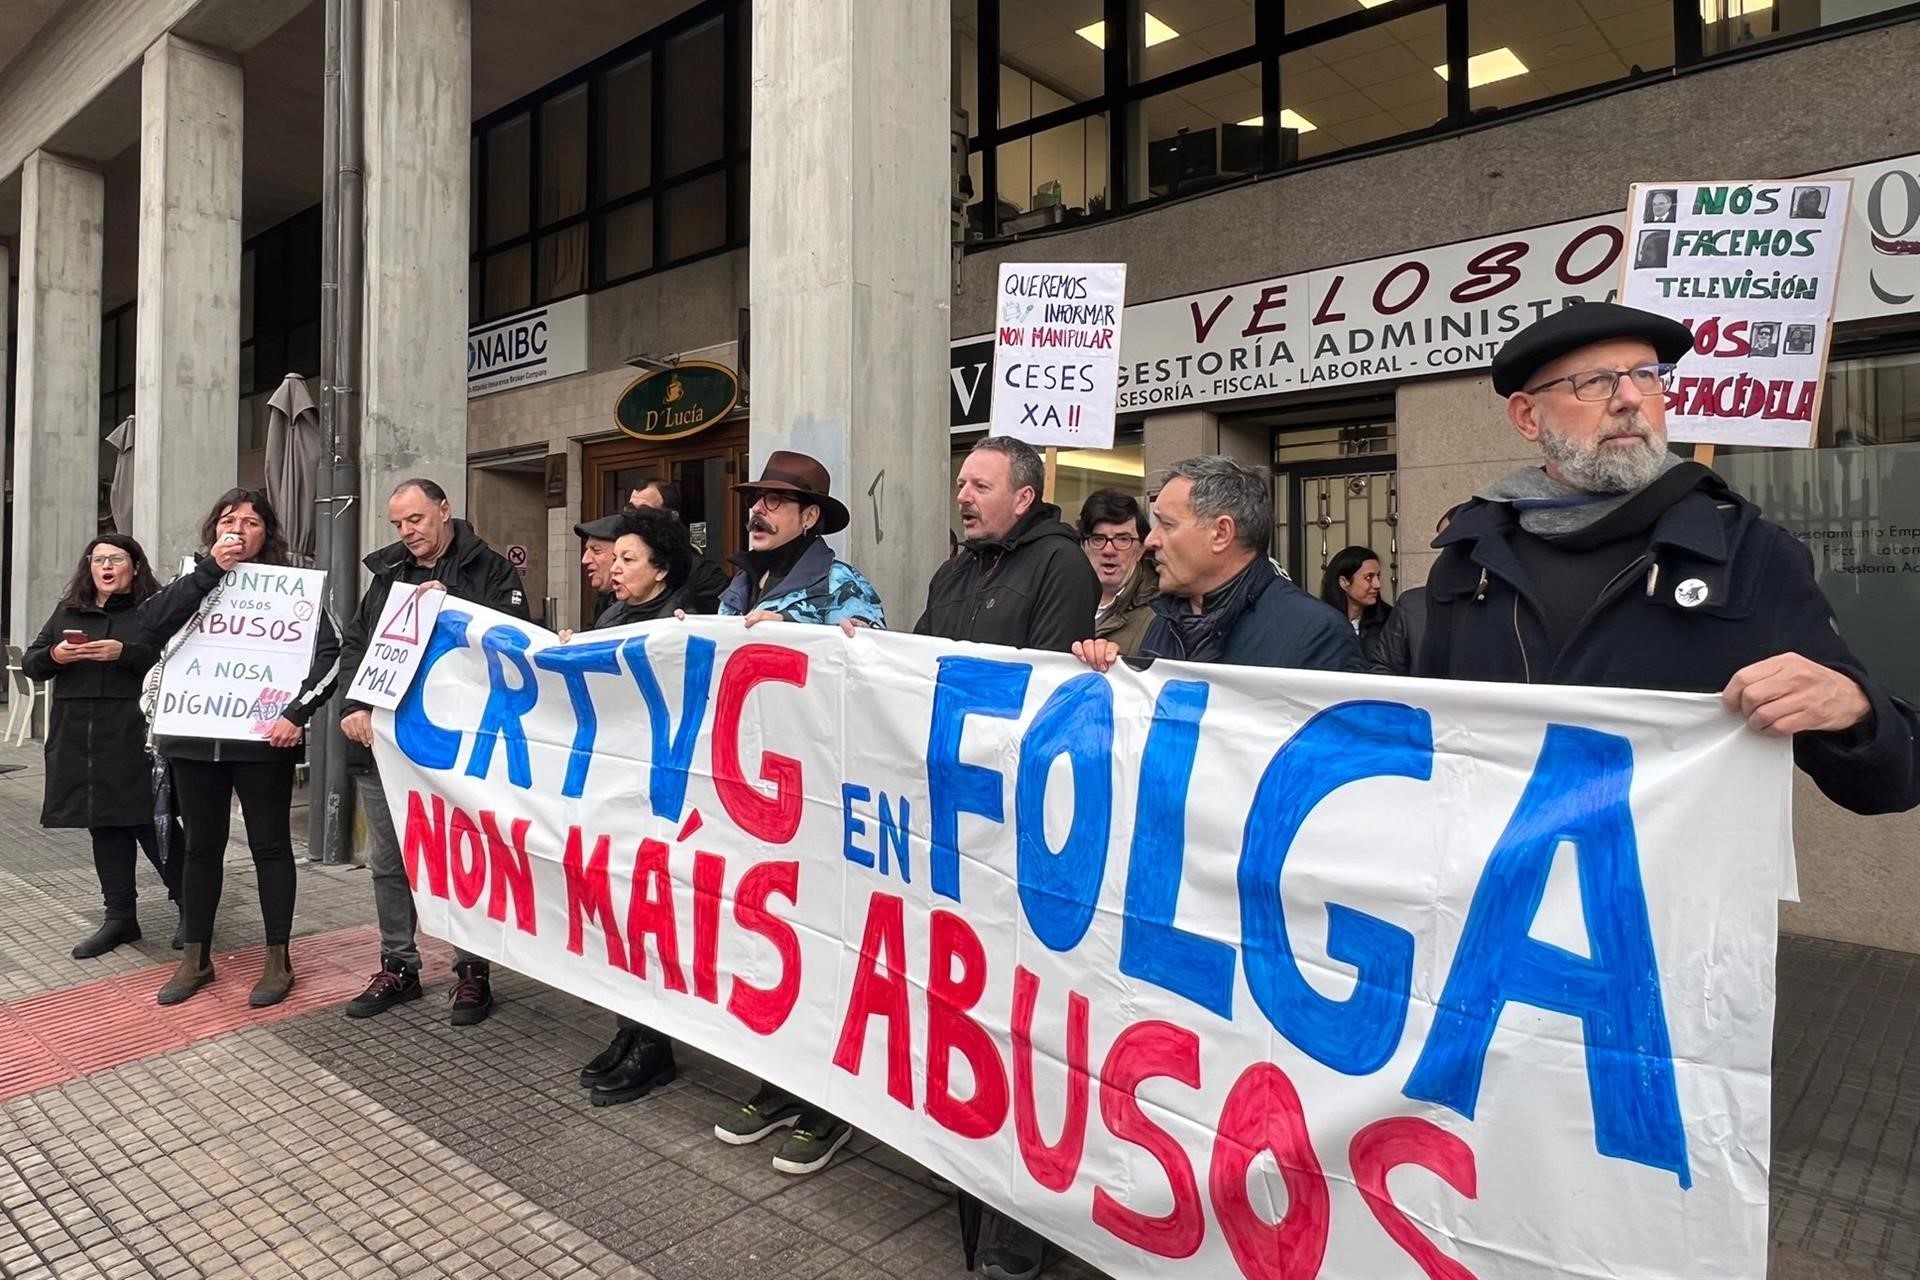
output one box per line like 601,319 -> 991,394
750,0 -> 949,624
134,35 -> 244,572
1142,409 -> 1220,479
9,152 -> 104,648
362,0 -> 471,543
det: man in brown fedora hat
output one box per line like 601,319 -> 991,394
704,449 -> 881,1175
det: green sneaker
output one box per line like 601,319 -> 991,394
713,1082 -> 804,1145
771,1109 -> 853,1175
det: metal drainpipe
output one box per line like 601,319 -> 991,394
308,0 -> 340,862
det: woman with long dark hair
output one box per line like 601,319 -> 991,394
1319,544 -> 1393,652
137,488 -> 340,1008
23,534 -> 172,958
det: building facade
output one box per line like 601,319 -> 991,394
2,0 -> 1917,945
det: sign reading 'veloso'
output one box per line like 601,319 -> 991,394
950,150 -> 1920,429
615,361 -> 740,442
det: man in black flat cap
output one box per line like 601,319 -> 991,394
1414,301 -> 1918,816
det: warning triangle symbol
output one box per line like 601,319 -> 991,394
379,588 -> 424,645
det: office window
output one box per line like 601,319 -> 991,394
602,54 -> 653,199
1701,0 -> 1913,57
239,206 -> 321,397
664,17 -> 725,176
997,114 -> 1110,227
1282,11 -> 1447,162
999,0 -> 1103,129
540,85 -> 588,223
1130,69 -> 1265,202
1467,0 -> 1672,111
1131,0 -> 1254,82
663,173 -> 728,261
484,113 -> 531,246
603,200 -> 655,280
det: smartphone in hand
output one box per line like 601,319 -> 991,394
62,630 -> 89,647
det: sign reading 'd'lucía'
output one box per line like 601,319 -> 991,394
614,361 -> 740,441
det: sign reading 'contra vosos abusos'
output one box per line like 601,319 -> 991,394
614,361 -> 740,441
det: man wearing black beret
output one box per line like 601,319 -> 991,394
1414,301 -> 1917,816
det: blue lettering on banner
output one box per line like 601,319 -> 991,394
926,656 -> 1032,904
466,625 -> 539,788
842,783 -> 875,867
877,792 -> 912,883
1119,680 -> 1236,1019
1404,723 -> 1690,1188
622,634 -> 714,823
1239,701 -> 1431,1076
1014,673 -> 1115,952
395,609 -> 471,769
533,640 -> 623,798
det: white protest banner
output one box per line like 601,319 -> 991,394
152,565 -> 328,739
344,583 -> 447,710
372,607 -> 1789,1279
991,262 -> 1126,448
1622,180 -> 1851,448
951,150 -> 1920,428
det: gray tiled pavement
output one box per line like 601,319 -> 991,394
1,734 -> 1917,1278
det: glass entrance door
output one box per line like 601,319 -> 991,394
580,423 -> 749,621
1289,466 -> 1400,602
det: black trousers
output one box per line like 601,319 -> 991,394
89,825 -> 162,919
171,758 -> 298,947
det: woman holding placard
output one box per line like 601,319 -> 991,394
23,533 -> 175,959
136,488 -> 341,1009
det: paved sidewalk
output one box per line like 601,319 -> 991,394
0,736 -> 1916,1279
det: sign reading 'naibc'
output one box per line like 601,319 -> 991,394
371,609 -> 1790,1279
467,296 -> 589,398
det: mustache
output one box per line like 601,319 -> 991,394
748,514 -> 776,534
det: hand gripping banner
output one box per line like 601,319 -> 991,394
371,605 -> 1790,1279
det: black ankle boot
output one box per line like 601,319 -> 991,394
579,1025 -> 642,1088
590,1035 -> 677,1107
72,917 -> 141,960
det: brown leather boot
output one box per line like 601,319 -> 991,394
249,944 -> 294,1008
156,943 -> 214,1006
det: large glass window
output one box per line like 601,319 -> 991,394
239,205 -> 321,398
959,0 -> 1919,240
469,0 -> 750,320
1716,350 -> 1920,702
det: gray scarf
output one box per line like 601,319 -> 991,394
1475,453 -> 1681,537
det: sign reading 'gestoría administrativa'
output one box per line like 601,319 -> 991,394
467,296 -> 589,399
614,361 -> 740,442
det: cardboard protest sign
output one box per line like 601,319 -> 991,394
345,583 -> 447,710
151,565 -> 327,740
1622,179 -> 1851,447
991,262 -> 1126,448
372,609 -> 1788,1279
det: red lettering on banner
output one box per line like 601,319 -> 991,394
1091,1022 -> 1205,1260
1556,225 -> 1622,285
563,827 -> 629,971
712,645 -> 808,843
450,807 -> 486,910
1350,1117 -> 1481,1280
1373,262 -> 1431,316
926,911 -> 1009,1140
1012,966 -> 1091,1193
693,851 -> 725,1004
1452,241 -> 1528,303
728,859 -> 801,1033
403,791 -> 450,898
1190,294 -> 1234,342
1312,274 -> 1348,324
479,810 -> 535,934
833,891 -> 915,1108
625,838 -> 688,992
1240,284 -> 1289,337
1209,1062 -> 1329,1280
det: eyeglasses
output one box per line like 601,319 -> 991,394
90,554 -> 132,567
1082,533 -> 1140,551
748,491 -> 797,512
1525,363 -> 1677,401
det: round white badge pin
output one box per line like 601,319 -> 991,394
1674,578 -> 1709,608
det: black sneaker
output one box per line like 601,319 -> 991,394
589,1034 -> 676,1107
712,1082 -> 805,1145
579,1024 -> 643,1088
978,1219 -> 1050,1280
770,1108 -> 852,1175
449,960 -> 493,1026
344,959 -> 421,1018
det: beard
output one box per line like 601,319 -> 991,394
1539,411 -> 1670,494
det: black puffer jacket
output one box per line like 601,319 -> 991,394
136,556 -> 342,764
23,593 -> 161,828
338,519 -> 529,772
1416,477 -> 1920,816
914,504 -> 1100,652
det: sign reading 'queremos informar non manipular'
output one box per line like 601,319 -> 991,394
372,609 -> 1790,1279
152,566 -> 328,740
1623,179 -> 1852,448
992,262 -> 1126,449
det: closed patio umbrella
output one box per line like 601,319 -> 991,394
106,415 -> 136,535
265,374 -> 322,563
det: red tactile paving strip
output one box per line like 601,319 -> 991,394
0,924 -> 455,1105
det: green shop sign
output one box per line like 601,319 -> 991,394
614,361 -> 740,441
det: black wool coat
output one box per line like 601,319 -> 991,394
23,593 -> 162,829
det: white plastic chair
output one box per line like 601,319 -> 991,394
5,646 -> 48,746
